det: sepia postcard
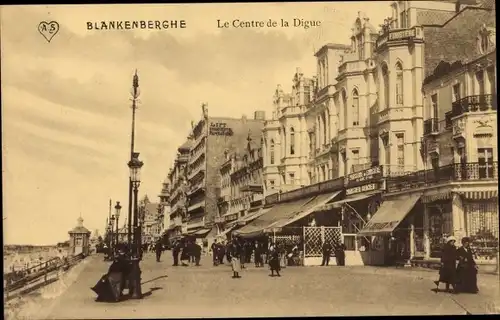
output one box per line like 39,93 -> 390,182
1,1 -> 498,319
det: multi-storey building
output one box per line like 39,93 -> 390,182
166,138 -> 191,242
219,135 -> 265,236
157,180 -> 171,238
185,104 -> 266,240
244,0 -> 496,267
262,68 -> 315,197
138,195 -> 161,244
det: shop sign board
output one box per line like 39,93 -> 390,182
346,166 -> 382,187
345,182 -> 379,196
209,122 -> 234,136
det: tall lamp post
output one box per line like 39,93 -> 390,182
115,201 -> 122,248
129,152 -> 144,299
110,215 -> 115,255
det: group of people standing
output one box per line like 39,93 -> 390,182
435,236 -> 479,294
171,238 -> 202,266
321,241 -> 347,266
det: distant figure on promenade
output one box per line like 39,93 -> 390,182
217,242 -> 226,265
456,237 -> 479,294
187,240 -> 196,265
155,240 -> 163,263
268,244 -> 281,277
434,236 -> 458,293
172,240 -> 181,266
254,241 -> 264,267
225,241 -> 232,263
334,241 -> 346,266
229,240 -> 242,279
211,240 -> 219,266
193,242 -> 202,266
180,240 -> 190,266
239,239 -> 246,269
92,249 -> 130,302
321,241 -> 333,266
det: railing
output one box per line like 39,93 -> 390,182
445,111 -> 453,129
4,253 -> 85,299
386,162 -> 498,193
187,166 -> 205,181
451,94 -> 497,117
423,118 -> 439,135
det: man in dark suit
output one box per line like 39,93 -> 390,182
321,241 -> 333,266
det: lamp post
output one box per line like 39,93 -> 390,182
115,201 -> 122,248
110,215 -> 115,255
128,152 -> 144,299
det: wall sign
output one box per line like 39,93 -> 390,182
209,122 -> 234,136
346,166 -> 382,186
346,182 -> 378,196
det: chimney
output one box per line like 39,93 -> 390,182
254,111 -> 266,120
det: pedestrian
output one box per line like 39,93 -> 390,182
155,240 -> 163,262
334,241 -> 346,266
188,240 -> 197,265
254,241 -> 263,267
434,236 -> 458,293
193,242 -> 202,266
229,240 -> 242,279
180,241 -> 190,266
268,246 -> 281,277
456,237 -> 479,294
239,239 -> 246,269
321,241 -> 332,266
92,248 -> 130,302
226,241 -> 232,263
172,240 -> 181,266
211,240 -> 219,266
217,242 -> 226,265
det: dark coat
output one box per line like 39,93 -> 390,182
269,250 -> 281,271
456,246 -> 478,293
438,243 -> 457,284
322,243 -> 332,255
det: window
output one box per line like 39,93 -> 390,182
431,94 -> 438,119
478,148 -> 494,178
288,172 -> 295,184
352,149 -> 360,165
270,139 -> 275,164
395,63 -> 403,105
481,32 -> 489,53
342,90 -> 348,128
466,202 -> 499,260
382,64 -> 389,109
290,128 -> 295,155
322,113 -> 327,145
400,10 -> 406,28
452,83 -> 461,102
357,36 -> 363,60
431,156 -> 439,170
396,133 -> 405,168
352,89 -> 360,126
476,70 -> 485,96
304,85 -> 311,104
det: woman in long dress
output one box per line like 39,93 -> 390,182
456,237 -> 479,294
268,245 -> 281,277
230,240 -> 242,279
434,236 -> 458,293
92,249 -> 130,302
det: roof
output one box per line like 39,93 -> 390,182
145,202 -> 159,214
69,226 -> 90,234
423,6 -> 495,78
315,43 -> 350,56
416,9 -> 456,26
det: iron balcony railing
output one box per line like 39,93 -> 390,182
451,94 -> 497,117
423,118 -> 439,135
386,162 -> 498,192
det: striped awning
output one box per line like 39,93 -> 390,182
421,191 -> 452,203
457,190 -> 498,200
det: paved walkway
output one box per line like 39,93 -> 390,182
9,252 -> 499,318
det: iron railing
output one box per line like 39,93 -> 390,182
451,94 -> 497,117
423,118 -> 439,135
386,162 -> 498,192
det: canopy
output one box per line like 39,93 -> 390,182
236,207 -> 273,226
318,191 -> 380,211
232,196 -> 315,238
270,191 -> 342,229
358,193 -> 422,236
189,228 -> 212,236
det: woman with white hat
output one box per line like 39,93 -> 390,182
434,235 -> 458,293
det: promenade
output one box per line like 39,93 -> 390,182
7,252 -> 500,319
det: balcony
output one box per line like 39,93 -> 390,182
451,94 -> 497,118
169,216 -> 183,228
386,162 -> 498,193
377,107 -> 413,125
187,181 -> 205,196
187,216 -> 205,230
187,201 -> 205,213
423,118 -> 439,136
338,60 -> 366,77
188,167 -> 205,181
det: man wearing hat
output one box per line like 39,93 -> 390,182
434,235 -> 458,293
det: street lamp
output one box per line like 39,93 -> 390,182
115,201 -> 122,249
110,215 -> 115,255
128,151 -> 144,299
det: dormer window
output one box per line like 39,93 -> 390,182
478,24 -> 495,54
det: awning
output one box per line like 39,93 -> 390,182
236,207 -> 272,226
232,196 -> 315,238
358,193 -> 422,236
456,190 -> 498,200
320,191 -> 380,210
270,191 -> 342,229
189,228 -> 211,236
218,225 -> 237,237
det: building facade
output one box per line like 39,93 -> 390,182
138,195 -> 162,244
185,104 -> 265,238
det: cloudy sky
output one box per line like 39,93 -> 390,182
1,2 -> 391,245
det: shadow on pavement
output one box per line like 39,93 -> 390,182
141,275 -> 168,285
